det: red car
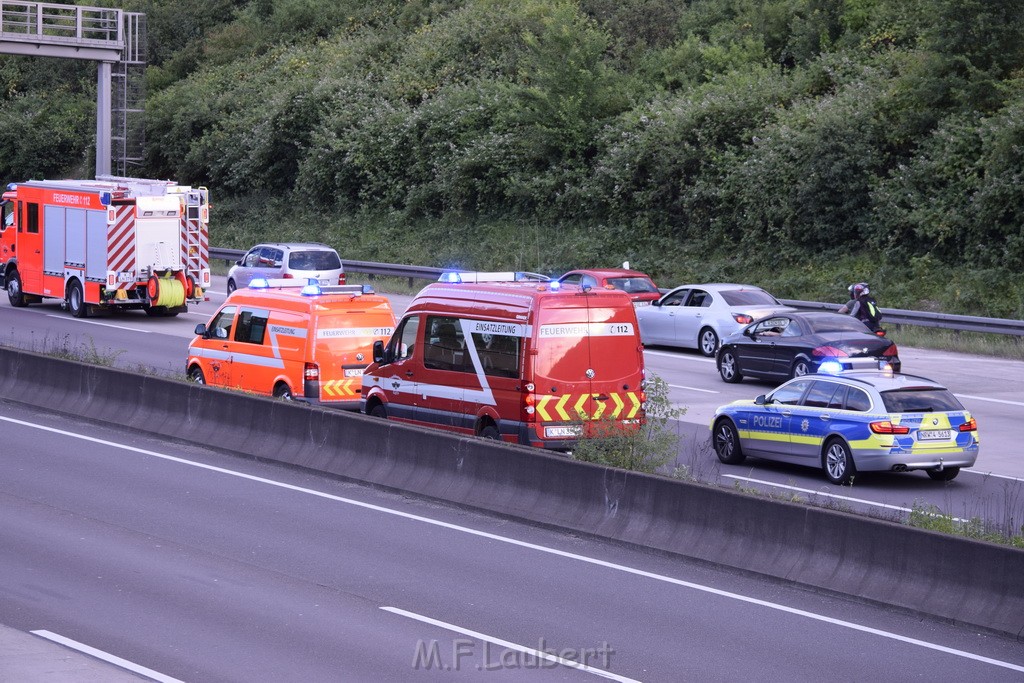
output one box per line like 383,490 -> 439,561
557,268 -> 661,306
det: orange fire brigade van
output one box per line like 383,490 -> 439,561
187,279 -> 395,409
361,275 -> 646,449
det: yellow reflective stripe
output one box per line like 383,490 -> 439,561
554,394 -> 572,421
535,395 -> 554,422
574,394 -> 590,419
626,392 -> 641,419
591,394 -> 607,420
610,393 -> 625,418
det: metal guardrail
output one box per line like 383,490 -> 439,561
208,247 -> 1024,337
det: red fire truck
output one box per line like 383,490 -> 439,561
0,176 -> 210,317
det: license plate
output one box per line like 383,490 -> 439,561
633,301 -> 651,307
545,425 -> 582,439
319,278 -> 330,285
344,368 -> 363,378
917,429 -> 951,441
117,272 -> 134,283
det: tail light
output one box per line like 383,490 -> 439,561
813,345 -> 848,357
304,362 -> 320,381
282,273 -> 294,279
875,329 -> 886,337
883,344 -> 899,357
959,417 -> 977,432
870,420 -> 910,434
522,382 -> 536,421
733,313 -> 753,324
338,273 -> 346,285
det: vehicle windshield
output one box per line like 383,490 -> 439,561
607,277 -> 659,294
880,388 -> 964,413
289,250 -> 342,270
805,315 -> 871,334
720,289 -> 780,306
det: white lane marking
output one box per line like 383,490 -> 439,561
643,349 -> 716,364
31,630 -> 184,683
722,475 -> 969,522
955,393 -> 1024,408
381,607 -> 636,682
45,315 -> 151,333
668,383 -> 720,394
963,469 -> 1024,482
4,414 -> 1022,675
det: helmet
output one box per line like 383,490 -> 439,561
848,282 -> 869,297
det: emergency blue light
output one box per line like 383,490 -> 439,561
249,278 -> 270,288
99,191 -> 111,206
817,361 -> 843,375
549,280 -> 561,291
439,272 -> 463,283
301,283 -> 321,296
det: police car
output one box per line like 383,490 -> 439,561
710,368 -> 979,484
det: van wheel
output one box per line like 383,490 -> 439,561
7,269 -> 27,307
480,424 -> 500,440
188,366 -> 206,384
67,280 -> 88,318
273,383 -> 293,401
227,279 -> 237,296
370,404 -> 387,419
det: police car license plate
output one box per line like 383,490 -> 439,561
917,429 -> 951,441
545,425 -> 582,438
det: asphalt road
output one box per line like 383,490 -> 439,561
2,401 -> 1023,681
1,277 -> 1022,530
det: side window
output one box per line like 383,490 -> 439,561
803,381 -> 840,408
827,384 -> 848,410
268,248 -> 284,267
257,246 -> 277,266
770,379 -> 811,405
662,290 -> 688,306
234,309 -> 269,344
209,306 -> 237,340
27,202 -> 39,234
580,275 -> 599,289
754,317 -> 788,336
845,388 -> 872,412
780,319 -> 802,337
473,332 -> 520,379
685,290 -> 708,307
560,274 -> 582,286
243,248 -> 261,267
389,316 -> 420,361
1,201 -> 11,231
424,315 -> 468,372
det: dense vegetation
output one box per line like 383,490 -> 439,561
2,0 -> 1023,316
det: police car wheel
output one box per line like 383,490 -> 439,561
6,270 -> 27,307
713,419 -> 745,465
791,359 -> 811,379
699,327 -> 719,357
718,350 -> 743,383
188,366 -> 206,384
823,438 -> 856,485
926,467 -> 960,481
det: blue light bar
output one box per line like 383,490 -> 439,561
439,272 -> 463,283
817,361 -> 843,375
549,280 -> 561,291
249,278 -> 270,288
301,283 -> 322,296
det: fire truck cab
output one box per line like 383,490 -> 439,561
361,275 -> 646,450
0,176 -> 210,317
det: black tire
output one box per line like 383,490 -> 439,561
273,382 -> 293,400
926,467 -> 960,481
791,358 -> 812,379
699,327 -> 719,357
226,279 -> 237,296
713,418 -> 745,465
823,438 -> 856,485
6,269 -> 27,307
370,403 -> 387,419
188,366 -> 206,384
718,348 -> 743,383
480,423 -> 500,440
67,280 -> 88,318
145,305 -> 180,318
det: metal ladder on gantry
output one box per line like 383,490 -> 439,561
0,2 -> 146,176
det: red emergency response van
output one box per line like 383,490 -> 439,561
361,276 -> 646,449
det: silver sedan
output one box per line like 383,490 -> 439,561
636,283 -> 795,356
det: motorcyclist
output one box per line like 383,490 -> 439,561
839,282 -> 883,332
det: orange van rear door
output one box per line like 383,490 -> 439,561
314,309 -> 396,402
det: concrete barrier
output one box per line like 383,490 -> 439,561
1,346 -> 1022,638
